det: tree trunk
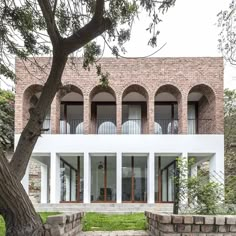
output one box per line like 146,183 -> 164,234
0,151 -> 45,236
10,51 -> 68,181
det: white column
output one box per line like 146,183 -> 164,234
210,153 -> 224,185
41,164 -> 48,203
116,152 -> 122,203
147,152 -> 155,203
50,152 -> 61,203
21,165 -> 29,194
83,152 -> 91,203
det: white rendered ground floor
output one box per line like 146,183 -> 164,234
15,134 -> 224,205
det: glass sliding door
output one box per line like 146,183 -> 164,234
155,157 -> 160,202
134,156 -> 147,201
161,159 -> 176,202
155,156 -> 176,203
96,105 -> 116,134
91,156 -> 116,202
122,156 -> 147,202
60,156 -> 83,202
155,103 -> 178,134
122,105 -> 142,134
122,156 -> 132,201
188,104 -> 197,134
60,103 -> 83,134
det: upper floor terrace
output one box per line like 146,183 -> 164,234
15,57 -> 224,135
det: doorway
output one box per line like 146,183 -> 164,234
122,156 -> 147,202
90,156 -> 116,202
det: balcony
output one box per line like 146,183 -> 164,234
188,119 -> 213,134
122,119 -> 142,134
155,119 -> 178,134
60,119 -> 84,134
96,119 -> 116,134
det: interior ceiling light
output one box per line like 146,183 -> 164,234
98,161 -> 103,170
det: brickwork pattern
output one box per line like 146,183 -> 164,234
15,57 -> 224,135
44,212 -> 84,236
145,211 -> 236,236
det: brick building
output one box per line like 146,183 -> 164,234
15,57 -> 224,205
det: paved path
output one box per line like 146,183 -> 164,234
79,230 -> 148,236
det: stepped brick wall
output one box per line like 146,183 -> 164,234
145,211 -> 236,236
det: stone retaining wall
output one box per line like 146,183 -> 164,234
145,211 -> 236,236
44,212 -> 84,236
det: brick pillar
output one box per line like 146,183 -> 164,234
15,93 -> 23,134
83,95 -> 90,134
148,98 -> 155,134
178,95 -> 188,134
116,96 -> 122,134
51,94 -> 60,134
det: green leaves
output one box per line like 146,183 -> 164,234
0,89 -> 14,151
83,42 -> 101,70
218,1 -> 236,64
175,157 -> 225,215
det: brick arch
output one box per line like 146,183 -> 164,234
59,84 -> 83,100
122,84 -> 149,101
23,84 -> 44,127
187,83 -> 216,103
155,84 -> 182,102
187,83 -> 216,134
89,85 -> 116,102
154,84 -> 183,134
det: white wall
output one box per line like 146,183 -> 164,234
16,134 -> 224,204
15,134 -> 224,156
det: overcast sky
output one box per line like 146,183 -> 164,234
0,0 -> 235,90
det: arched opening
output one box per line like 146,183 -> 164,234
154,85 -> 181,134
122,85 -> 148,134
23,85 -> 51,133
59,85 -> 84,134
90,86 -> 116,134
187,84 -> 216,134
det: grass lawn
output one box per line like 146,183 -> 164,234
83,212 -> 147,231
0,212 -> 59,236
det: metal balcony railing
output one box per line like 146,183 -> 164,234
122,119 -> 142,134
188,119 -> 212,134
96,119 -> 116,134
60,119 -> 84,134
155,119 -> 178,134
42,119 -> 51,134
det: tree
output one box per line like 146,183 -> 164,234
224,89 -> 236,205
218,0 -> 236,65
0,0 -> 175,235
0,89 -> 14,152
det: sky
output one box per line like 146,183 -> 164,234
0,0 -> 234,90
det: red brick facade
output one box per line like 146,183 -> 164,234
15,57 -> 224,135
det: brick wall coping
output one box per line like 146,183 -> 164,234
145,211 -> 236,225
145,211 -> 236,235
44,212 -> 85,236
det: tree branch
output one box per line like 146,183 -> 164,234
37,0 -> 61,47
93,0 -> 104,22
64,0 -> 111,55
